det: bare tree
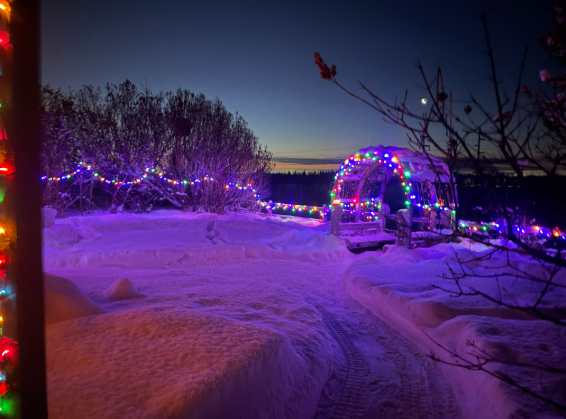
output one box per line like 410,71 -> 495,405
40,82 -> 271,213
314,7 -> 566,413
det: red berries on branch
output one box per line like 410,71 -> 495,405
314,52 -> 336,80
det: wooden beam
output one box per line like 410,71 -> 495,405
11,1 -> 48,418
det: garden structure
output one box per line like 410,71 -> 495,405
329,145 -> 458,249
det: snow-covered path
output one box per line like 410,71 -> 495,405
43,212 -> 458,418
313,295 -> 458,419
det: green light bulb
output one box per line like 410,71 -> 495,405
0,397 -> 15,416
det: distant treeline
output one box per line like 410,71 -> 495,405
267,172 -> 566,227
268,172 -> 334,207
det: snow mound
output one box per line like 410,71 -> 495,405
43,221 -> 100,248
44,224 -> 83,247
105,278 -> 142,301
265,229 -> 350,261
47,309 -> 321,419
45,274 -> 102,325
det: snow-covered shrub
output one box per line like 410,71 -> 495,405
163,90 -> 270,212
40,82 -> 271,214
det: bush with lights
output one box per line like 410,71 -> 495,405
40,83 -> 271,214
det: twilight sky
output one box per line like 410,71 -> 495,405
42,0 -> 553,167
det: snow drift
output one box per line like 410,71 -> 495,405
47,309 -> 320,419
45,274 -> 102,325
43,211 -> 341,419
43,211 -> 349,270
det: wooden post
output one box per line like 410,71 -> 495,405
11,1 -> 48,418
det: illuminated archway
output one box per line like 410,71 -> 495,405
330,146 -> 457,225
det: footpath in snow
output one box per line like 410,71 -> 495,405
345,243 -> 566,419
43,210 -> 458,419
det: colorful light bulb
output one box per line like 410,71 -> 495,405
0,160 -> 14,176
0,31 -> 10,50
0,397 -> 15,415
0,1 -> 11,19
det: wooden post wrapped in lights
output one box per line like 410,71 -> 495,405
0,1 -> 17,415
1,0 -> 48,417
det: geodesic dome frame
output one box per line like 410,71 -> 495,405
330,146 -> 457,224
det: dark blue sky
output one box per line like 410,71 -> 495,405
42,0 -> 553,162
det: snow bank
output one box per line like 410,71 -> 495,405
344,242 -> 566,418
47,309 -> 322,419
43,211 -> 349,270
346,243 -> 565,330
433,315 -> 566,418
45,274 -> 102,325
262,229 -> 349,261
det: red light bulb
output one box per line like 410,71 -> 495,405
0,163 -> 14,176
0,31 -> 10,50
0,337 -> 17,364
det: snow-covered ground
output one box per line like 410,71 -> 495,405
43,210 -> 563,418
43,211 -> 460,419
345,243 -> 566,418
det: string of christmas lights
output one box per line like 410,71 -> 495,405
0,1 -> 18,415
39,159 -> 563,241
41,161 -> 260,196
259,200 -> 329,219
41,163 -> 336,220
331,149 -> 456,215
458,220 -> 565,242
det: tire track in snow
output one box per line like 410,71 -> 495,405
313,299 -> 459,419
356,302 -> 459,419
315,306 -> 372,419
